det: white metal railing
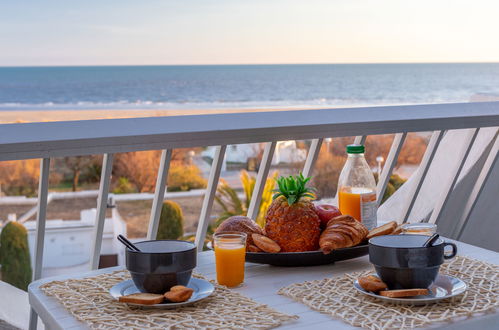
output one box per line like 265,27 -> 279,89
1,102 -> 498,330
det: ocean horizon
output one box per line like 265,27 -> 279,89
1,63 -> 499,111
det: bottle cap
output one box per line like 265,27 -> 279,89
346,144 -> 365,154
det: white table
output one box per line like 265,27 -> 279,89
29,240 -> 499,330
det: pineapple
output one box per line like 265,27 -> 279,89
264,173 -> 321,252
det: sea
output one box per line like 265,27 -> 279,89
1,63 -> 499,111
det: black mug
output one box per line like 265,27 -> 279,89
368,234 -> 457,289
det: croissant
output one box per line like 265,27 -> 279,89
319,215 -> 368,254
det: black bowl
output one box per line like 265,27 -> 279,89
126,240 -> 196,294
368,235 -> 456,289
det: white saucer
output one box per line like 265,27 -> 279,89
110,278 -> 214,308
354,274 -> 467,305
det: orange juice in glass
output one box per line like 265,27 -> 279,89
213,232 -> 247,287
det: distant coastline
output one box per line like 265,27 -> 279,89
1,63 -> 498,123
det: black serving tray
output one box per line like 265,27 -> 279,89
245,243 -> 368,267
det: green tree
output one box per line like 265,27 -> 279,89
63,156 -> 92,192
157,201 -> 184,240
0,222 -> 33,291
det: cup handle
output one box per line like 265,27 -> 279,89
443,242 -> 457,259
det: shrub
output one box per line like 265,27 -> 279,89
380,182 -> 396,205
167,164 -> 207,192
0,159 -> 60,196
81,155 -> 103,183
113,149 -> 204,193
374,173 -> 407,205
157,200 -> 184,240
114,151 -> 161,192
0,222 -> 32,291
389,174 -> 406,190
112,177 -> 136,194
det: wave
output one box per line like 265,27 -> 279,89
0,97 -> 457,111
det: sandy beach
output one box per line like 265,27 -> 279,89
0,106 -> 330,124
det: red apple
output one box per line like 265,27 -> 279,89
315,204 -> 342,228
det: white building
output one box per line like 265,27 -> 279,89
201,141 -> 307,168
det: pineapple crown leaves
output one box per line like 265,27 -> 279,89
272,173 -> 316,205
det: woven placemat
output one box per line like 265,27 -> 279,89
40,271 -> 297,329
278,256 -> 498,329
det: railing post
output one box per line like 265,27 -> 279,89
28,158 -> 50,330
302,138 -> 323,178
90,153 -> 114,270
147,149 -> 173,240
195,145 -> 227,252
454,131 -> 498,239
377,132 -> 407,205
401,130 -> 445,223
429,128 -> 479,224
354,135 -> 367,145
247,142 -> 276,220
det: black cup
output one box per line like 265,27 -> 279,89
126,240 -> 197,294
368,235 -> 457,289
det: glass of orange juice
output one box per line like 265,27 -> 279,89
213,232 -> 247,288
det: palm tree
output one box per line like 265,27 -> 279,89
215,170 -> 278,227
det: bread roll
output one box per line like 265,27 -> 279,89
215,216 -> 263,249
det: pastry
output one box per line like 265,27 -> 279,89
164,285 -> 194,302
251,233 -> 281,253
320,215 -> 368,254
248,244 -> 263,252
358,275 -> 388,292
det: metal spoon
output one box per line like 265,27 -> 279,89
117,234 -> 141,252
423,233 -> 440,247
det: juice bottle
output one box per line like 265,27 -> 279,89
338,144 -> 377,230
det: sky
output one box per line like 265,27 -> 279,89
1,0 -> 499,66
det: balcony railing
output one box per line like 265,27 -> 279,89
1,101 -> 499,328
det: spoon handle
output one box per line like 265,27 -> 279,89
117,234 -> 141,252
423,233 -> 440,247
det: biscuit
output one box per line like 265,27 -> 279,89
358,275 -> 388,292
251,233 -> 281,253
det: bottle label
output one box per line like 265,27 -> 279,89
360,192 -> 377,230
